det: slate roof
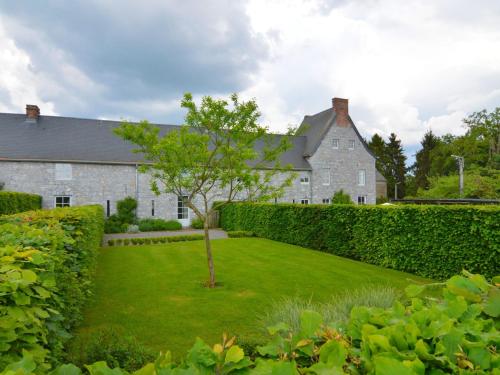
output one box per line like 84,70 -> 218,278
0,113 -> 312,170
297,107 -> 375,158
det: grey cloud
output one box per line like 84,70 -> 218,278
0,0 -> 267,120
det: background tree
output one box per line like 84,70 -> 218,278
463,108 -> 500,167
331,189 -> 353,204
385,133 -> 407,199
115,93 -> 296,288
367,133 -> 389,177
413,130 -> 439,190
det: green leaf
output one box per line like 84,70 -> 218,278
483,287 -> 500,317
405,284 -> 425,298
21,269 -> 37,284
373,356 -> 418,375
85,362 -> 127,375
446,276 -> 482,302
50,364 -> 82,375
267,322 -> 289,335
225,345 -> 244,364
319,340 -> 347,367
186,337 -> 217,369
3,351 -> 36,373
299,310 -> 322,337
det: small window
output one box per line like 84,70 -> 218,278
106,200 -> 110,217
300,176 -> 310,184
151,200 -> 155,216
292,199 -> 296,203
358,170 -> 366,186
332,139 -> 339,149
300,199 -> 309,204
55,196 -> 71,208
357,196 -> 367,205
177,195 -> 188,219
321,168 -> 330,185
322,198 -> 331,204
348,140 -> 355,150
55,163 -> 72,180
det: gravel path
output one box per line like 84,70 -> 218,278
103,228 -> 228,243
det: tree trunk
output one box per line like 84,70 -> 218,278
203,217 -> 216,288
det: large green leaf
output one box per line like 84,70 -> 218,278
318,340 -> 347,367
299,310 -> 322,337
446,276 -> 482,302
225,346 -> 245,364
373,356 -> 418,375
483,287 -> 500,318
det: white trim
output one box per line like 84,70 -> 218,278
321,168 -> 330,185
358,170 -> 366,186
322,198 -> 331,204
300,175 -> 310,185
300,199 -> 310,204
332,138 -> 339,149
348,139 -> 355,150
357,195 -> 367,205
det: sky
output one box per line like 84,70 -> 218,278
1,0 -> 499,161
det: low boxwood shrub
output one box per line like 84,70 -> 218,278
227,230 -> 255,238
115,238 -> 123,246
138,218 -> 182,232
5,272 -> 498,374
0,205 -> 104,368
220,202 -> 499,279
123,238 -> 130,245
107,239 -> 115,246
0,191 -> 42,214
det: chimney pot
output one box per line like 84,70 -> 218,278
26,104 -> 40,121
332,97 -> 349,127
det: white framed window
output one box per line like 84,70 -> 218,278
300,199 -> 310,204
151,200 -> 155,216
300,176 -> 310,184
348,140 -> 355,150
322,198 -> 331,204
332,139 -> 339,149
55,196 -> 71,208
358,170 -> 366,186
321,168 -> 330,185
177,195 -> 188,219
357,196 -> 367,205
55,163 -> 72,180
106,200 -> 111,217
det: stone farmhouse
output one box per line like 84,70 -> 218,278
0,98 -> 386,226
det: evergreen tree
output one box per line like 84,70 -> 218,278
413,130 -> 439,190
385,133 -> 407,199
367,133 -> 388,177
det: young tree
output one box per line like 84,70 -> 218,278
115,93 -> 296,288
413,130 -> 439,190
463,108 -> 500,166
385,133 -> 407,199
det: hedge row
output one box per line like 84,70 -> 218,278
219,203 -> 500,280
0,191 -> 42,215
0,205 -> 104,369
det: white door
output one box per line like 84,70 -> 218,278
177,195 -> 191,227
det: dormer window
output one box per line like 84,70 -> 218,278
332,139 -> 339,149
348,140 -> 355,150
300,176 -> 309,185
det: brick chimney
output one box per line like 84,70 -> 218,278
332,97 -> 349,127
26,104 -> 40,122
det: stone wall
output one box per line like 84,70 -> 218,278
307,119 -> 376,204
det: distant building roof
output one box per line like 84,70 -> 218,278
0,113 -> 311,170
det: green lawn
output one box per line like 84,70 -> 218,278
73,238 -> 430,358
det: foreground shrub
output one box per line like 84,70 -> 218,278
332,189 -> 353,204
4,272 -> 498,374
260,285 -> 400,333
0,191 -> 41,214
138,218 -> 182,232
104,197 -> 137,233
0,205 -> 104,368
220,203 -> 499,279
190,217 -> 204,229
65,328 -> 156,372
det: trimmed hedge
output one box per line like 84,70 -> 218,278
107,234 -> 204,246
227,230 -> 255,238
0,205 -> 104,368
0,191 -> 42,215
220,203 -> 500,280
